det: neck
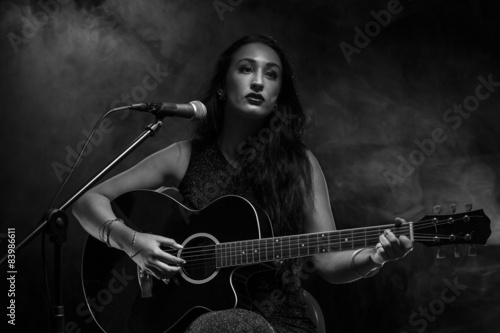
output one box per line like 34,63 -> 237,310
218,108 -> 267,162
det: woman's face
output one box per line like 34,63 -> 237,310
223,42 -> 282,120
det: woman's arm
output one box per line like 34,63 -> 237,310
302,151 -> 413,284
72,140 -> 192,279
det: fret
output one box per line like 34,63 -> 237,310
246,240 -> 252,263
289,235 -> 299,258
230,242 -> 236,266
232,241 -> 237,266
366,226 -> 380,247
246,241 -> 251,263
247,240 -> 253,264
252,239 -> 260,263
225,242 -> 229,266
216,244 -> 221,268
307,233 -> 319,255
318,232 -> 328,254
220,243 -> 225,267
339,230 -> 352,250
329,231 -> 341,252
265,238 -> 274,261
281,236 -> 291,259
241,241 -> 248,265
236,241 -> 242,265
352,228 -> 367,250
298,235 -> 308,257
259,239 -> 267,262
273,238 -> 282,260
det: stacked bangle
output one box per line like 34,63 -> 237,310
351,248 -> 382,279
98,218 -> 124,247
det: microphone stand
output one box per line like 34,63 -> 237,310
0,115 -> 164,333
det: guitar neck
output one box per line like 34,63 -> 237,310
216,223 -> 413,268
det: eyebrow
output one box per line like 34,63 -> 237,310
237,58 -> 281,71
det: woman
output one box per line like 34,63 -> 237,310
73,34 -> 413,332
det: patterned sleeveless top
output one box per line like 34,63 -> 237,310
178,138 -> 316,333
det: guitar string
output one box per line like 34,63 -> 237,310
166,215 -> 477,256
167,235 -> 475,270
173,230 -> 473,263
169,236 -> 476,270
169,224 -> 479,265
175,214 -> 479,254
171,232 -> 477,268
158,216 -> 481,267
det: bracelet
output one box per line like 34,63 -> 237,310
105,219 -> 124,247
129,231 -> 138,258
99,218 -> 124,247
351,248 -> 382,279
98,221 -> 109,243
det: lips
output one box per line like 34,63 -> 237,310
245,93 -> 265,102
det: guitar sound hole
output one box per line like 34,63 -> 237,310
181,236 -> 217,280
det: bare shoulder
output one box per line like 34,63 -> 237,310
302,148 -> 337,232
156,139 -> 192,163
305,149 -> 324,177
153,139 -> 193,186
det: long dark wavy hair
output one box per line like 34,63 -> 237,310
194,35 -> 313,289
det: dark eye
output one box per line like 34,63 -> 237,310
239,66 -> 253,74
266,71 -> 278,79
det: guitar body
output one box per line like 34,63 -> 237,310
82,190 -> 274,333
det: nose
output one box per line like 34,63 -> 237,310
250,70 -> 264,92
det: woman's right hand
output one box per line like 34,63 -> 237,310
128,232 -> 186,281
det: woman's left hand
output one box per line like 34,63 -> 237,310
370,217 -> 414,266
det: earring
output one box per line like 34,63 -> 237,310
217,89 -> 226,101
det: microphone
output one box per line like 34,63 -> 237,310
129,101 -> 207,120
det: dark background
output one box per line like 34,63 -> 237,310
1,0 -> 499,332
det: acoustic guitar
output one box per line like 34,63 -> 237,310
81,190 -> 491,332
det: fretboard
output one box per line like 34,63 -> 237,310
215,223 -> 412,268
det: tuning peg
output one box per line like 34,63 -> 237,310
468,245 -> 477,257
436,246 -> 446,259
465,203 -> 472,212
454,245 -> 460,258
433,205 -> 441,214
450,203 -> 456,214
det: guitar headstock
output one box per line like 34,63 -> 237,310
415,203 -> 491,258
